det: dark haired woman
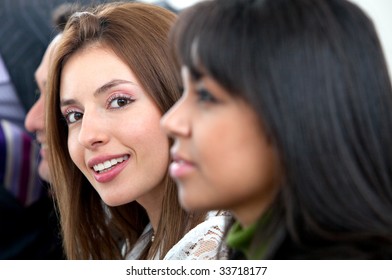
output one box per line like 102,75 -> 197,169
162,0 -> 392,259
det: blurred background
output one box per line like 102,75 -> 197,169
348,0 -> 392,77
146,0 -> 392,78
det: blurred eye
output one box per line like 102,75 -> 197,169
196,88 -> 217,103
65,111 -> 83,124
108,96 -> 133,109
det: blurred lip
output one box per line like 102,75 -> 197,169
169,151 -> 195,179
38,142 -> 48,159
36,132 -> 45,144
36,134 -> 46,146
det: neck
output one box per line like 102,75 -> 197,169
146,204 -> 161,233
233,207 -> 263,228
233,184 -> 279,228
232,195 -> 274,228
136,184 -> 164,232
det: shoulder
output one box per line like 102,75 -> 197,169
164,211 -> 231,260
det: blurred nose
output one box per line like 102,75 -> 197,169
161,95 -> 191,139
25,96 -> 45,133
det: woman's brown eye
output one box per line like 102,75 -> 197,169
109,97 -> 132,109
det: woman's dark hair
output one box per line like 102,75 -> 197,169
171,0 -> 392,259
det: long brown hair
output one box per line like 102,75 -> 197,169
46,2 -> 205,259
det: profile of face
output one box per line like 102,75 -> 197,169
161,67 -> 281,226
59,45 -> 170,207
25,35 -> 61,182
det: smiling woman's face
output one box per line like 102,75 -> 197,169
60,45 -> 169,207
161,67 -> 281,227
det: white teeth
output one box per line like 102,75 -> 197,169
98,163 -> 104,171
92,155 -> 129,173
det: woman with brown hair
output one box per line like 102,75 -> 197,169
46,2 -> 228,260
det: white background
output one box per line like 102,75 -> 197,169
349,0 -> 392,77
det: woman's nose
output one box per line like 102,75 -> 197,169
161,96 -> 191,139
77,111 -> 109,149
25,96 -> 45,133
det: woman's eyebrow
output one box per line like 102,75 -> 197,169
60,98 -> 78,107
93,79 -> 135,97
60,79 -> 135,107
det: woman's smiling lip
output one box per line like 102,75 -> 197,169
87,154 -> 130,183
169,152 -> 195,179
